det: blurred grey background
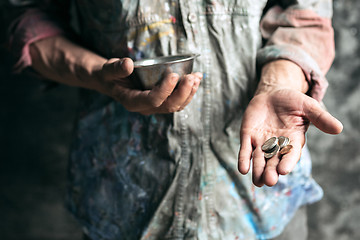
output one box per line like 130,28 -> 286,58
0,0 -> 359,239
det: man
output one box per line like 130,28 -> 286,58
9,0 -> 343,239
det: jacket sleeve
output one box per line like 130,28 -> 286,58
257,0 -> 335,101
8,0 -> 70,72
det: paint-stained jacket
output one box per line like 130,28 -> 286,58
9,0 -> 335,239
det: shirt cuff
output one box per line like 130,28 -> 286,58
9,8 -> 64,73
257,44 -> 328,102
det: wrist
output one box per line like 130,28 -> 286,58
255,60 -> 309,96
30,36 -> 108,91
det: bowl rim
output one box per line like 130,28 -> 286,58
134,53 -> 200,68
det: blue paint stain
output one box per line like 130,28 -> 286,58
228,182 -> 240,200
244,213 -> 260,236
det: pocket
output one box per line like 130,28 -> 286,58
75,0 -> 184,59
202,0 -> 267,34
123,0 -> 183,60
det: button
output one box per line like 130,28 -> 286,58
187,12 -> 197,23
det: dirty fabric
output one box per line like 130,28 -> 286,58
9,0 -> 334,239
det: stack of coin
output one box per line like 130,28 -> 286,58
261,136 -> 292,159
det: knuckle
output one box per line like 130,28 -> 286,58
148,92 -> 169,108
149,98 -> 163,108
177,107 -> 185,112
164,105 -> 179,113
184,76 -> 195,87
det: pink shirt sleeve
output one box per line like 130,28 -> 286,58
257,4 -> 335,101
9,8 -> 64,73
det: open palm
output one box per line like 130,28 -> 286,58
238,88 -> 343,187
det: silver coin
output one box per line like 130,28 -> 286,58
261,137 -> 278,152
278,136 -> 290,149
264,144 -> 277,154
264,144 -> 280,159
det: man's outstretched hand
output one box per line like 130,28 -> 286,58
237,61 -> 343,187
29,36 -> 202,116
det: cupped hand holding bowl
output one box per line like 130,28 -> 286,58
95,54 -> 202,115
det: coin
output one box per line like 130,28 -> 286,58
264,144 -> 277,153
278,136 -> 290,149
264,144 -> 280,159
279,145 -> 293,155
261,137 -> 278,152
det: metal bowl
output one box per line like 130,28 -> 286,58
132,54 -> 200,89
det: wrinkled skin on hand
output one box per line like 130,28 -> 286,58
95,58 -> 203,115
238,88 -> 343,187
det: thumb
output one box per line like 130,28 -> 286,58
304,96 -> 343,135
102,58 -> 134,79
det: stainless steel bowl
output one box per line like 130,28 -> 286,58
132,54 -> 200,89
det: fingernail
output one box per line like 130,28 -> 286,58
189,78 -> 195,85
115,59 -> 124,67
279,168 -> 290,175
170,73 -> 179,83
196,72 -> 204,79
194,77 -> 200,85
